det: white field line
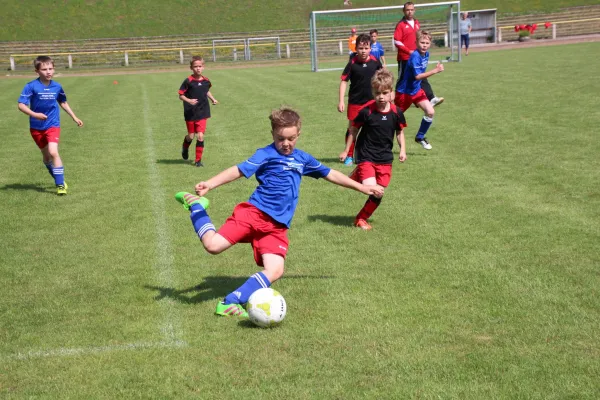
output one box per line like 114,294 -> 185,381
7,340 -> 187,361
142,83 -> 185,346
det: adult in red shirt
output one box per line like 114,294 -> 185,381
393,2 -> 444,107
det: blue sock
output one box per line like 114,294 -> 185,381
44,161 -> 54,177
52,166 -> 65,186
224,272 -> 271,305
416,116 -> 433,140
190,203 -> 215,239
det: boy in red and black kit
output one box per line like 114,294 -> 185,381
339,69 -> 406,230
179,55 -> 218,167
338,33 -> 383,166
394,1 -> 444,107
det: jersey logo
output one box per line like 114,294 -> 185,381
362,63 -> 367,67
382,116 -> 387,120
197,82 -> 202,86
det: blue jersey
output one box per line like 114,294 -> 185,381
18,78 -> 67,130
396,50 -> 429,95
370,42 -> 385,61
237,143 -> 331,228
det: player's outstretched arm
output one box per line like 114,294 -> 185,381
59,102 -> 83,126
339,126 -> 358,161
195,165 -> 243,196
415,62 -> 444,81
324,169 -> 384,197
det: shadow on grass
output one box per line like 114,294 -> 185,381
155,159 -> 192,165
0,183 -> 48,193
144,274 -> 335,304
307,214 -> 355,227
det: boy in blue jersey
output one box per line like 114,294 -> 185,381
369,29 -> 387,67
175,107 -> 384,317
395,30 -> 444,150
18,56 -> 83,195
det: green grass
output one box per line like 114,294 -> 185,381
1,0 -> 597,40
1,42 -> 599,399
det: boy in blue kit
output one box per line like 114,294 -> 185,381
369,29 -> 387,67
175,107 -> 384,317
18,56 -> 83,195
340,69 -> 406,231
395,30 -> 444,150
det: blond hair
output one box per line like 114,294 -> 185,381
269,106 -> 302,132
371,69 -> 394,93
416,30 -> 432,42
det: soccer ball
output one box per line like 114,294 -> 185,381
247,288 -> 287,328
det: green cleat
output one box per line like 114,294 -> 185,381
215,301 -> 248,318
57,182 -> 68,196
174,192 -> 210,211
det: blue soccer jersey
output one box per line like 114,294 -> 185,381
396,50 -> 429,95
237,144 -> 331,228
18,78 -> 67,130
370,42 -> 385,61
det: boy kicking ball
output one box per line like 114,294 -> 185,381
175,107 -> 383,317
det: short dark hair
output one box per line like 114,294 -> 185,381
190,55 -> 204,66
356,33 -> 371,47
403,2 -> 415,8
369,29 -> 379,35
34,55 -> 54,70
269,106 -> 301,133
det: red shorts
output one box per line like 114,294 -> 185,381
394,89 -> 428,112
185,119 -> 207,134
350,162 -> 392,187
347,101 -> 373,121
30,127 -> 60,149
218,202 -> 289,266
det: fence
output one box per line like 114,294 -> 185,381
3,5 -> 600,71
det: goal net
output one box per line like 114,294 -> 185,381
309,1 -> 461,72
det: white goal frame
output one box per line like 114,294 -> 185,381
212,39 -> 247,62
309,1 -> 461,72
247,36 -> 282,60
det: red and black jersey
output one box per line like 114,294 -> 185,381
352,102 -> 407,164
341,55 -> 383,105
178,75 -> 212,121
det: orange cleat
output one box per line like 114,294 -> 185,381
354,218 -> 372,230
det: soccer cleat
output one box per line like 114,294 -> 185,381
416,138 -> 432,150
215,301 -> 248,318
57,182 -> 68,196
343,156 -> 354,166
182,146 -> 189,160
354,218 -> 372,230
431,97 -> 445,107
195,161 -> 203,167
174,192 -> 210,211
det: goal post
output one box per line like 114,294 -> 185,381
309,1 -> 461,72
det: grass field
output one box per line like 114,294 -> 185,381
1,43 -> 599,399
1,0 -> 598,40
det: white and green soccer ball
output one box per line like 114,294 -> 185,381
247,288 -> 287,328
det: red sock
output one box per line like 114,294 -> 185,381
195,140 -> 204,162
356,195 -> 382,221
345,129 -> 355,158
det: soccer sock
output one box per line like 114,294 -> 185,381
195,140 -> 204,162
345,129 -> 355,158
44,161 -> 54,177
224,272 -> 271,305
416,116 -> 433,140
356,195 -> 382,221
182,136 -> 192,149
189,203 -> 215,239
52,166 -> 65,186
